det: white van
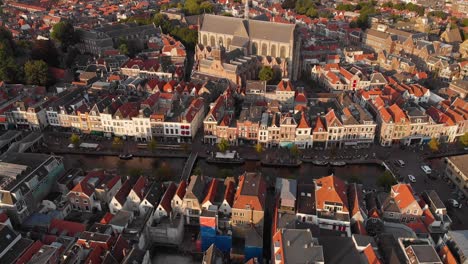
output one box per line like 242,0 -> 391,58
421,165 -> 432,174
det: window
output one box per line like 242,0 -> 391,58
83,200 -> 88,204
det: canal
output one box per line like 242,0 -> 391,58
62,154 -> 385,187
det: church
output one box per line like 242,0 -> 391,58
194,13 -> 300,86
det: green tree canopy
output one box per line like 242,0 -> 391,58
460,132 -> 468,147
255,143 -> 263,154
428,138 -> 439,152
112,137 -> 123,150
148,138 -> 157,153
31,40 -> 59,67
290,144 -> 300,157
119,43 -> 129,55
24,60 -> 49,86
70,133 -> 80,148
259,66 -> 274,82
377,170 -> 397,191
51,21 -> 77,50
217,138 -> 230,152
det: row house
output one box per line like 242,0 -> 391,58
232,172 -> 266,238
294,175 -> 352,236
67,170 -> 123,211
381,184 -> 423,224
203,90 -> 236,144
315,64 -> 370,91
120,59 -> 173,80
6,97 -> 52,131
438,98 -> 468,139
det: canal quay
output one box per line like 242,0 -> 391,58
62,154 -> 385,187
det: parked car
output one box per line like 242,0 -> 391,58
408,175 -> 416,183
421,165 -> 432,174
396,160 -> 406,167
447,199 -> 462,208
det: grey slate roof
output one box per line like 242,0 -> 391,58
201,14 -> 295,44
280,229 -> 324,263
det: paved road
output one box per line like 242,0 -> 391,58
385,151 -> 468,230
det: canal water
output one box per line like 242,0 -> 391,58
62,154 -> 385,187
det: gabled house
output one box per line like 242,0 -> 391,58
139,183 -> 164,216
314,175 -> 351,236
382,184 -> 422,223
124,176 -> 151,213
154,182 -> 177,221
67,170 -> 106,212
95,175 -> 122,204
276,178 -> 297,214
171,180 -> 187,215
232,172 -> 267,237
110,179 -> 133,214
182,175 -> 208,224
218,180 -> 235,217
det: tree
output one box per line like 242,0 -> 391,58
199,1 -> 214,13
70,133 -> 80,148
460,132 -> 468,147
259,66 -> 274,82
31,40 -> 59,67
119,43 -> 129,55
217,138 -> 230,152
193,166 -> 202,176
51,21 -> 76,51
290,144 -> 300,158
428,137 -> 439,152
112,137 -> 123,150
255,143 -> 263,154
184,0 -> 201,15
377,170 -> 396,191
306,7 -> 318,18
148,138 -> 157,153
24,60 -> 49,86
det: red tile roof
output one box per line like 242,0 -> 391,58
439,245 -> 457,264
100,212 -> 114,225
159,182 -> 177,212
114,180 -> 132,205
362,244 -> 382,264
84,246 -> 103,264
233,173 -> 266,211
175,180 -> 187,199
313,116 -> 326,133
224,181 -> 235,207
297,112 -> 310,129
388,104 -> 407,123
202,179 -> 218,205
185,98 -> 204,123
132,176 -> 149,200
49,219 -> 86,237
71,170 -> 106,196
16,241 -> 43,264
111,235 -> 129,262
277,79 -> 293,91
391,184 -> 416,211
295,92 -> 307,103
315,175 -> 348,212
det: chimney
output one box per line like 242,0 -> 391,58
287,240 -> 290,246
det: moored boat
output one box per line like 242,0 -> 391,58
206,151 -> 245,165
311,160 -> 329,166
330,161 -> 346,166
119,153 -> 133,160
